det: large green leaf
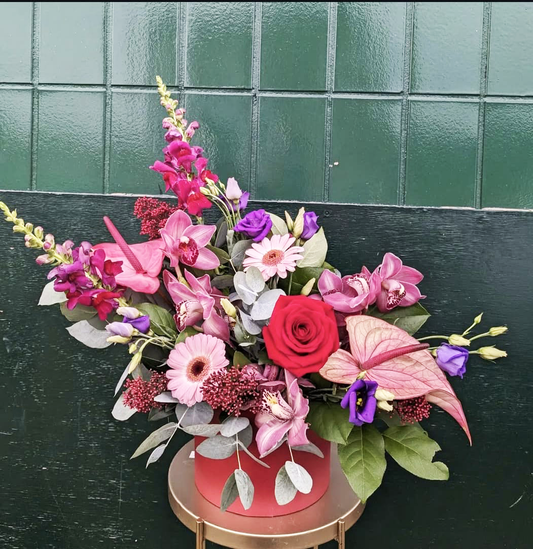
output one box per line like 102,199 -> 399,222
368,303 -> 430,336
136,303 -> 177,337
60,302 -> 96,322
297,228 -> 328,268
338,425 -> 387,503
307,402 -> 353,444
383,425 -> 449,481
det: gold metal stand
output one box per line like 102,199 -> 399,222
168,441 -> 364,549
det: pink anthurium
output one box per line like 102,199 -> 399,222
93,217 -> 165,294
320,316 -> 471,443
255,370 -> 310,457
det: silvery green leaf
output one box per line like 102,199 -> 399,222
250,289 -> 286,321
196,435 -> 237,459
38,281 -> 67,306
259,435 -> 287,458
220,472 -> 239,512
298,228 -> 328,268
268,213 -> 289,236
285,461 -> 313,494
148,407 -> 175,422
211,275 -> 235,289
239,311 -> 262,336
176,402 -> 214,427
215,220 -> 228,248
182,424 -> 221,437
275,465 -> 297,505
146,443 -> 167,468
130,422 -> 178,458
234,323 -> 257,347
154,392 -> 180,403
245,267 -> 265,293
231,239 -> 253,268
235,469 -> 254,510
220,416 -> 250,438
291,442 -> 325,459
238,424 -> 253,449
132,363 -> 151,381
60,302 -> 96,321
112,394 -> 136,421
238,442 -> 271,468
66,320 -> 112,349
226,229 -> 235,253
234,271 -> 257,305
114,361 -> 131,396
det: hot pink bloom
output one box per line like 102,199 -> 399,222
318,267 -> 380,314
164,270 -> 230,341
160,210 -> 219,271
255,370 -> 310,457
166,333 -> 229,406
243,234 -> 304,281
376,253 -> 425,312
67,288 -> 123,320
175,177 -> 212,217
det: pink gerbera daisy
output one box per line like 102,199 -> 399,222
242,234 -> 304,281
166,333 -> 229,406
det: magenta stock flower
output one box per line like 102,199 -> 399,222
175,178 -> 212,217
376,252 -> 425,312
255,370 -> 310,457
160,210 -> 219,271
318,267 -> 380,314
164,269 -> 230,341
67,289 -> 123,320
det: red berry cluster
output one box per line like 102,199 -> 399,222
395,396 -> 432,424
123,372 -> 168,413
133,197 -> 180,240
202,368 -> 262,417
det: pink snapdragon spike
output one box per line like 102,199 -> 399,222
255,370 -> 310,457
160,210 -> 219,270
93,217 -> 165,294
163,270 -> 230,341
376,252 -> 425,312
320,316 -> 471,443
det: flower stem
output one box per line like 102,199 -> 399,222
468,332 -> 491,342
417,335 -> 448,342
235,434 -> 242,470
288,444 -> 295,463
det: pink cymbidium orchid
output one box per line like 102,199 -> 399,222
255,370 -> 310,457
320,315 -> 472,443
376,253 -> 425,312
94,217 -> 165,294
160,210 -> 219,271
163,269 -> 229,341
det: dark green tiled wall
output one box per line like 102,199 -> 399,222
1,2 -> 533,209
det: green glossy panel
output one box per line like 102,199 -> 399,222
330,98 -> 401,204
110,91 -> 166,194
335,2 -> 406,93
37,91 -> 104,192
406,100 -> 479,207
0,90 -> 32,190
40,2 -> 104,84
483,102 -> 533,208
0,2 -> 32,83
488,3 -> 533,96
186,2 -> 253,89
256,97 -> 325,201
261,2 -> 328,91
112,2 -> 177,86
411,2 -> 482,94
184,94 -> 252,188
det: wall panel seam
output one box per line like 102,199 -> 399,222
250,1 -> 262,199
102,2 -> 113,195
29,1 -> 40,191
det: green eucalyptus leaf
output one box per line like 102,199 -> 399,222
196,435 -> 236,459
136,303 -> 177,337
182,424 -> 221,437
297,228 -> 328,268
130,422 -> 178,459
176,402 -> 214,427
220,472 -> 239,512
146,443 -> 167,468
368,303 -> 431,336
285,461 -> 313,494
307,402 -> 354,444
38,281 -> 67,306
220,416 -> 250,438
67,320 -> 112,349
60,302 -> 96,321
231,239 -> 253,268
112,394 -> 136,421
338,425 -> 387,503
291,442 -> 325,458
235,469 -> 254,510
383,425 -> 449,481
268,213 -> 289,236
275,464 -> 297,505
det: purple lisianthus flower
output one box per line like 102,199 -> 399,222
301,211 -> 319,240
234,209 -> 273,242
436,344 -> 469,378
105,321 -> 134,338
123,315 -> 150,334
341,379 -> 378,426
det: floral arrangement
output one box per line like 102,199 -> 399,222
0,77 -> 508,511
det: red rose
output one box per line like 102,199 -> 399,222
263,295 -> 339,377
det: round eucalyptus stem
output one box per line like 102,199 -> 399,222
235,433 -> 242,470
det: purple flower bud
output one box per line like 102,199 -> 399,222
435,344 -> 469,378
234,209 -> 273,242
301,211 -> 319,240
225,177 -> 243,200
43,241 -> 52,251
185,121 -> 199,138
36,254 -> 53,265
124,315 -> 150,334
105,322 -> 134,338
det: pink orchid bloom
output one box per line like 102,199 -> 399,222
163,269 -> 229,341
255,370 -> 310,457
93,217 -> 165,294
376,253 -> 425,312
160,210 -> 219,271
318,267 -> 381,314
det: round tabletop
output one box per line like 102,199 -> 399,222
168,440 -> 364,549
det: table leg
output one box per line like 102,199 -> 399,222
337,520 -> 345,549
196,519 -> 205,549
